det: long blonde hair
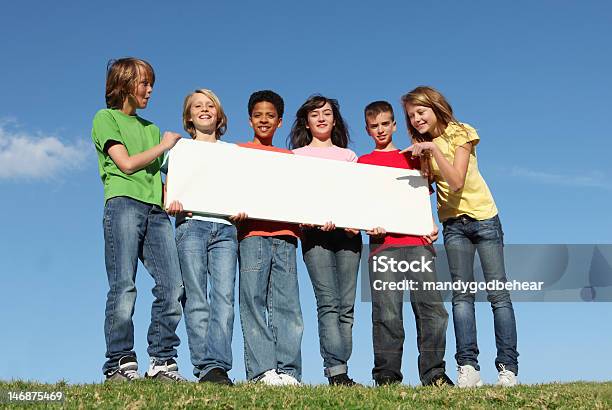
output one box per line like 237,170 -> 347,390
182,89 -> 227,139
401,86 -> 466,180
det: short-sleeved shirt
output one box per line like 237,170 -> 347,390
292,145 -> 358,162
358,149 -> 430,247
236,142 -> 301,241
161,140 -> 234,226
431,122 -> 498,222
91,109 -> 163,206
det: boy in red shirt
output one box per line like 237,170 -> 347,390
358,101 -> 452,386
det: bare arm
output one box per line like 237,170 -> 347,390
403,141 -> 472,192
424,214 -> 439,244
107,131 -> 181,175
430,142 -> 471,192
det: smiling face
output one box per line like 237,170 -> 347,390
188,93 -> 218,135
366,111 -> 397,149
405,104 -> 438,135
306,102 -> 335,141
249,101 -> 282,141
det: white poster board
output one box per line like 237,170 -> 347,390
166,139 -> 433,236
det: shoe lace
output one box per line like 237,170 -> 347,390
457,366 -> 469,383
156,361 -> 187,382
123,368 -> 141,381
497,364 -> 514,383
162,368 -> 187,382
116,358 -> 140,380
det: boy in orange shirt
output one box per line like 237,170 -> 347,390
235,90 -> 304,386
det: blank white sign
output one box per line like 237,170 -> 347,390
166,139 -> 434,236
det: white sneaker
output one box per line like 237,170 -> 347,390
257,369 -> 284,386
496,364 -> 518,387
277,372 -> 301,386
456,365 -> 483,388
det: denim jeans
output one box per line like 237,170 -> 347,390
239,235 -> 304,381
369,245 -> 449,384
443,214 -> 519,374
102,196 -> 184,375
302,229 -> 362,377
176,219 -> 238,379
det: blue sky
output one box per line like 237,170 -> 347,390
1,1 -> 610,385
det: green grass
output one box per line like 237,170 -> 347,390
1,380 -> 611,409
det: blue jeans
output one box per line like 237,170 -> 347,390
176,219 -> 238,379
239,236 -> 304,381
302,229 -> 362,377
443,214 -> 519,374
369,245 -> 449,384
102,196 -> 184,375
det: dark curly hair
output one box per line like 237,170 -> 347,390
248,90 -> 284,118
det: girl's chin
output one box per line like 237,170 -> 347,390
311,133 -> 332,140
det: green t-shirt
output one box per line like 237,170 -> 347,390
91,109 -> 163,207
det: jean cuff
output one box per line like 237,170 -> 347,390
150,356 -> 177,366
421,368 -> 445,385
497,363 -> 518,375
324,364 -> 348,378
457,360 -> 480,371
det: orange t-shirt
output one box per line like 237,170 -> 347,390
236,142 -> 301,241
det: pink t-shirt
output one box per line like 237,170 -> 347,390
292,145 -> 358,162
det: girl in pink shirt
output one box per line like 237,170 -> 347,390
289,95 -> 361,385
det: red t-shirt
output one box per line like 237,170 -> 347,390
236,142 -> 301,241
357,149 -> 431,247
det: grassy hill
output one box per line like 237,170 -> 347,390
1,380 -> 611,409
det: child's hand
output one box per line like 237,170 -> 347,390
366,227 -> 387,238
161,131 -> 182,150
401,142 -> 435,157
299,223 -> 316,230
425,224 -> 439,243
320,221 -> 336,231
167,200 -> 184,216
344,228 -> 360,237
229,212 -> 248,224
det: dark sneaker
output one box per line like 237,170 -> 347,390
145,358 -> 187,382
374,375 -> 401,386
105,356 -> 142,382
424,373 -> 455,387
328,373 -> 358,386
199,368 -> 234,386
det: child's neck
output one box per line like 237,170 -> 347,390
252,135 -> 274,146
194,129 -> 217,143
308,136 -> 333,147
120,100 -> 137,116
375,141 -> 397,152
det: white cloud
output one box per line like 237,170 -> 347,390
0,121 -> 89,180
511,167 -> 610,190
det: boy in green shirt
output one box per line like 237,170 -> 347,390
92,57 -> 186,382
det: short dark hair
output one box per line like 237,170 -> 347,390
364,100 -> 394,122
248,90 -> 284,118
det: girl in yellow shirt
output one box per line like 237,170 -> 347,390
401,86 -> 518,388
